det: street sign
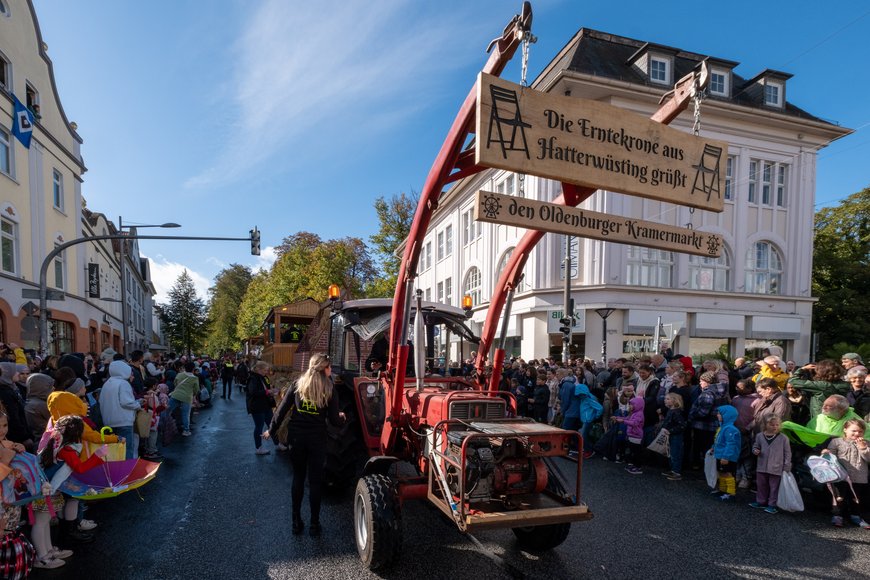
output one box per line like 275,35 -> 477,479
474,190 -> 723,258
21,301 -> 38,316
21,289 -> 65,301
475,73 -> 727,212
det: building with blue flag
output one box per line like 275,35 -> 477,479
11,95 -> 34,148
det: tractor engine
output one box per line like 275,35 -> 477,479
444,430 -> 548,503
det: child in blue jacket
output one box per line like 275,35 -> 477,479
712,405 -> 741,500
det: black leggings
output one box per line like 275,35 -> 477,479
290,436 -> 327,522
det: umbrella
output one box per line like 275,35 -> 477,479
59,459 -> 161,500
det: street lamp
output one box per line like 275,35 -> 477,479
594,308 -> 615,366
118,216 -> 181,356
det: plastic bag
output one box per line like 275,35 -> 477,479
704,450 -> 718,489
647,429 -> 670,457
777,471 -> 804,512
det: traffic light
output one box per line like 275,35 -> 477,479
250,227 -> 260,256
559,317 -> 572,335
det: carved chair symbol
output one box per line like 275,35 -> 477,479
691,144 -> 722,202
486,85 -> 531,160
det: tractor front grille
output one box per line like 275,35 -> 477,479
449,400 -> 506,421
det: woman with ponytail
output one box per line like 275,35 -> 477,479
264,353 -> 344,537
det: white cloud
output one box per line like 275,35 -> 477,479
253,245 -> 278,273
206,256 -> 228,269
144,253 -> 212,304
185,0 -> 472,188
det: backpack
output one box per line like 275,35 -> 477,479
1,453 -> 49,507
808,454 -> 848,484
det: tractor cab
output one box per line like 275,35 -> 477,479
325,297 -> 482,454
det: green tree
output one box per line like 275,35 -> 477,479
368,192 -> 416,297
235,233 -> 375,337
812,187 -> 870,353
235,270 -> 276,342
206,264 -> 253,355
157,270 -> 208,356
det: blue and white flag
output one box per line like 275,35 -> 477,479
12,95 -> 34,149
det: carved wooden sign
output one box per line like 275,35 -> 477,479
474,191 -> 722,258
475,73 -> 727,212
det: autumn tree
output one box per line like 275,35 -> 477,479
206,264 -> 253,355
157,270 -> 208,356
235,233 -> 375,337
812,187 -> 870,352
367,192 -> 416,297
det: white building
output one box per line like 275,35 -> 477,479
0,0 -> 162,356
416,29 -> 850,364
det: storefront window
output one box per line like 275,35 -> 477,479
50,319 -> 74,355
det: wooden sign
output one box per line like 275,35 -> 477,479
475,73 -> 727,213
474,191 -> 723,258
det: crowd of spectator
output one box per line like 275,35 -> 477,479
466,346 -> 870,528
0,341 -> 252,572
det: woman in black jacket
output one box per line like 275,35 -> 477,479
265,353 -> 344,537
246,361 -> 276,455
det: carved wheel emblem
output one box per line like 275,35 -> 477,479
706,235 -> 721,256
482,194 -> 502,219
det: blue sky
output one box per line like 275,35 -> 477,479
31,0 -> 870,302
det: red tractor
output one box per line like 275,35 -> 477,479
323,2 -> 707,569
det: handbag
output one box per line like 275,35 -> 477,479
81,427 -> 126,462
777,471 -> 804,512
135,408 -> 153,438
647,429 -> 670,457
704,449 -> 718,489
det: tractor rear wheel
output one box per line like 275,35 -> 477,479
354,474 -> 402,570
511,523 -> 571,551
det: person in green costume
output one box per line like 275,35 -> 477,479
782,395 -> 870,447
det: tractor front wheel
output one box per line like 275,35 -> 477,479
354,474 -> 402,570
511,523 -> 571,552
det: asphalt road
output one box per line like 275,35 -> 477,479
33,388 -> 870,580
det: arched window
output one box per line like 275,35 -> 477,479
495,248 -> 529,293
745,242 -> 783,294
626,247 -> 673,288
463,267 -> 482,306
689,247 -> 731,291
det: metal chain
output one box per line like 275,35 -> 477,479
688,77 -> 704,228
518,28 -> 536,199
692,77 -> 704,136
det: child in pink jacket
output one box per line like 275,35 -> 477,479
613,397 -> 645,475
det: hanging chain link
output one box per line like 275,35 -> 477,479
692,77 -> 704,136
517,28 -> 536,199
687,76 -> 705,228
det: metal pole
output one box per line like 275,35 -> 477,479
562,235 -> 572,364
119,216 -> 129,357
602,316 -> 608,364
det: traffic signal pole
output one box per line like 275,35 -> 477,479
38,232 -> 258,356
562,235 -> 572,364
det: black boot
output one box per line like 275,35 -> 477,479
309,521 -> 321,537
60,519 -> 95,544
292,515 -> 304,535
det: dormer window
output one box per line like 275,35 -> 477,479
25,83 -> 40,118
709,69 -> 730,97
650,57 -> 670,84
764,81 -> 783,107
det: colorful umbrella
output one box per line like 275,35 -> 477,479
59,459 -> 161,500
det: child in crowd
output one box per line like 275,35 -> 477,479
823,419 -> 870,528
689,371 -> 719,470
36,415 -> 109,568
142,378 -> 167,460
732,379 -> 759,490
613,397 -> 645,474
532,375 -> 549,423
750,414 -> 791,514
712,405 -> 741,500
660,393 -> 687,481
